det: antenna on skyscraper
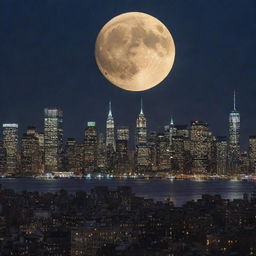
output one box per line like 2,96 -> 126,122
233,89 -> 236,111
170,117 -> 174,126
108,101 -> 112,116
140,98 -> 144,115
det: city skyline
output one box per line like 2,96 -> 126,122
1,1 -> 256,151
0,90 -> 250,149
0,92 -> 247,147
0,91 -> 254,176
1,1 -> 256,254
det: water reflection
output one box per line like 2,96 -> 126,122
0,178 -> 255,206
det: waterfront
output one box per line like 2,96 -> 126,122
0,178 -> 255,206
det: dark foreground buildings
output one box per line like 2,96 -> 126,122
0,186 -> 256,255
0,92 -> 255,176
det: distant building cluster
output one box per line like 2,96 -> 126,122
0,186 -> 256,255
0,91 -> 254,176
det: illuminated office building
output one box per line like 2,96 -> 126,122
228,90 -> 240,173
190,120 -> 213,174
36,132 -> 45,172
116,126 -> 130,173
44,108 -> 63,172
216,136 -> 228,175
167,120 -> 190,173
97,133 -> 106,170
0,141 -> 6,174
36,132 -> 44,151
148,131 -> 158,171
75,143 -> 85,174
64,138 -> 77,173
135,100 -> 149,170
169,117 -> 176,146
171,136 -> 187,173
106,101 -> 115,151
249,136 -> 256,173
116,126 -> 129,141
156,133 -> 171,171
174,125 -> 190,152
105,102 -> 115,172
240,151 -> 249,174
3,123 -> 19,174
135,99 -> 147,145
84,122 -> 98,172
21,126 -> 41,175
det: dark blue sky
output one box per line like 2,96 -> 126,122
0,0 -> 256,149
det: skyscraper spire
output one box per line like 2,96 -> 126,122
170,117 -> 174,126
108,101 -> 112,117
106,101 -> 115,150
233,89 -> 236,111
140,98 -> 144,115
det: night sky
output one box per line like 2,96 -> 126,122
1,0 -> 256,149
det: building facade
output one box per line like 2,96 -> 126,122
3,123 -> 19,174
44,108 -> 63,172
156,133 -> 171,171
106,101 -> 115,151
228,91 -> 240,173
84,122 -> 98,172
216,136 -> 228,175
190,120 -> 213,174
135,100 -> 149,171
249,136 -> 256,173
64,138 -> 77,173
116,126 -> 130,173
21,126 -> 42,175
97,133 -> 106,171
0,141 -> 6,174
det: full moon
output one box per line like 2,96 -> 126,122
95,12 -> 175,91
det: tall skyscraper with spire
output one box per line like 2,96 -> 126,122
135,99 -> 149,170
135,99 -> 147,145
169,117 -> 176,146
228,90 -> 240,173
106,101 -> 115,151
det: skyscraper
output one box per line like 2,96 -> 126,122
97,133 -> 106,171
156,132 -> 171,171
135,99 -> 147,145
148,131 -> 158,171
116,126 -> 130,173
0,141 -> 6,175
75,143 -> 85,175
106,101 -> 115,151
84,122 -> 98,172
216,136 -> 228,175
117,126 -> 129,141
169,117 -> 176,146
171,135 -> 190,174
167,119 -> 189,174
21,126 -> 41,175
36,132 -> 45,172
135,99 -> 149,170
240,151 -> 249,174
63,138 -> 77,173
248,136 -> 256,173
44,108 -> 63,172
228,90 -> 240,173
3,123 -> 19,174
190,120 -> 213,174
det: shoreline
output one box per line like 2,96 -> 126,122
0,174 -> 256,182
